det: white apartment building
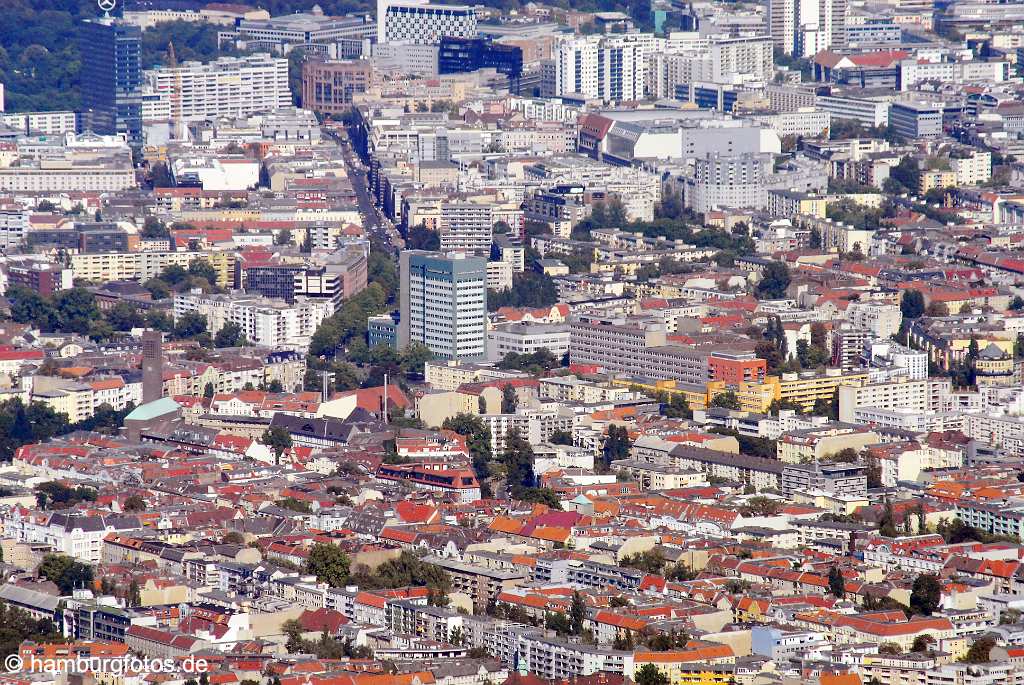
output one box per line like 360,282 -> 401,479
816,95 -> 890,127
142,54 -> 290,124
377,0 -> 477,44
845,302 -> 902,338
952,150 -> 992,186
769,0 -> 846,56
1,510 -> 142,563
174,292 -> 333,350
960,411 -> 1024,457
837,378 -> 930,423
750,108 -> 831,138
0,162 -> 135,192
864,340 -> 929,380
0,111 -> 79,135
550,34 -> 652,102
649,33 -> 774,97
0,207 -> 27,251
487,322 -> 570,362
899,59 -> 1008,91
486,259 -> 513,291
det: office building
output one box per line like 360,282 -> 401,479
377,0 -> 477,45
888,101 -> 944,138
439,37 -> 523,79
301,59 -> 373,114
399,251 -> 487,361
142,54 -> 290,124
221,10 -> 375,58
487,322 -> 570,362
79,19 -> 143,144
769,0 -> 846,57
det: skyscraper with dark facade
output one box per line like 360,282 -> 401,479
79,19 -> 143,144
438,37 -> 523,80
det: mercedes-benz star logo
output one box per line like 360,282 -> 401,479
98,0 -> 117,13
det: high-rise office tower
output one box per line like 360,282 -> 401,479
142,329 -> 163,404
80,18 -> 143,144
768,0 -> 846,57
399,251 -> 487,361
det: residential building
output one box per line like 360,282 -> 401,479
142,54 -> 290,124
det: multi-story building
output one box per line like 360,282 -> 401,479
377,0 -> 477,45
174,292 -> 333,350
79,19 -> 143,144
845,302 -> 902,339
549,34 -> 651,102
888,100 -> 944,139
0,206 -> 28,250
781,461 -> 867,498
777,425 -> 881,464
0,111 -> 79,136
522,185 -> 592,239
300,59 -> 373,115
6,262 -> 72,296
439,37 -> 523,79
769,0 -> 846,56
221,11 -> 375,57
142,54 -> 290,124
487,322 -> 570,362
399,251 -> 487,361
837,378 -> 931,423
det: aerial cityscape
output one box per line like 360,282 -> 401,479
1,0 -> 1024,683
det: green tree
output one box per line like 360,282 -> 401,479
123,495 -> 146,512
38,553 -> 93,594
203,383 -> 215,399
549,429 -> 573,445
545,611 -> 572,635
634,664 -> 670,685
188,259 -> 219,285
501,384 -> 518,414
909,573 -> 942,616
754,261 -> 791,299
261,426 -> 293,465
214,321 -> 245,348
305,543 -> 351,587
442,413 -> 493,496
569,590 -> 586,636
901,290 -> 926,319
143,279 -> 172,300
503,428 -> 536,491
911,634 -> 935,653
828,565 -> 845,598
710,391 -> 741,410
174,312 -> 208,339
602,425 -> 632,471
963,635 -> 996,663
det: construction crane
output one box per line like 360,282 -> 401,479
167,41 -> 184,140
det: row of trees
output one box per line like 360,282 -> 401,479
304,545 -> 451,603
0,398 -> 129,461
